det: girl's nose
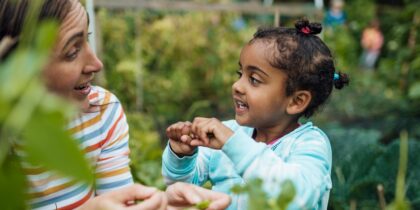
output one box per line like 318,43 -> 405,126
232,79 -> 244,95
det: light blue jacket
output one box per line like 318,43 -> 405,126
162,120 -> 332,210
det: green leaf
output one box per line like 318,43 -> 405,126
0,50 -> 45,101
34,20 -> 58,53
277,180 -> 296,209
0,99 -> 10,121
0,21 -> 57,102
408,82 -> 420,99
0,154 -> 28,210
195,200 -> 211,210
22,109 -> 94,184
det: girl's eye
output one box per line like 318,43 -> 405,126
249,76 -> 261,85
236,70 -> 242,78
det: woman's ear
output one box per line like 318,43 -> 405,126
286,90 -> 312,115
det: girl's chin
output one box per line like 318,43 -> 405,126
235,116 -> 251,126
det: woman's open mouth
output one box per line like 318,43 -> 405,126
74,83 -> 91,95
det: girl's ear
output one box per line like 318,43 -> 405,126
286,90 -> 312,115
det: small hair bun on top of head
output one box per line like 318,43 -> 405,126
295,18 -> 322,35
333,71 -> 350,89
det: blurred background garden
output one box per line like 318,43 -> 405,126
96,0 -> 420,209
1,0 -> 419,209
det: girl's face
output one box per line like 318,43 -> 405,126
43,0 -> 102,108
232,40 -> 293,129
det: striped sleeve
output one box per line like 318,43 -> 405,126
94,99 -> 133,195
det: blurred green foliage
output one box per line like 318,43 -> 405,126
231,178 -> 296,210
0,1 -> 93,209
83,0 -> 420,209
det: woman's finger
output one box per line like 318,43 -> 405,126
111,184 -> 158,203
129,191 -> 167,210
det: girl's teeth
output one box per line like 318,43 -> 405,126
237,101 -> 247,108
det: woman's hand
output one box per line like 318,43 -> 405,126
77,184 -> 167,210
166,182 -> 231,210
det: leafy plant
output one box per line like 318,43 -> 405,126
231,178 -> 296,210
0,1 -> 93,209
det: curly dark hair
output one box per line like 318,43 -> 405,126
250,18 -> 349,118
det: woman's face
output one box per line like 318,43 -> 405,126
43,0 -> 102,108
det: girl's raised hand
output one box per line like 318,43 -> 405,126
166,121 -> 197,156
190,117 -> 233,150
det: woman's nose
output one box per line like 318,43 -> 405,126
83,44 -> 103,74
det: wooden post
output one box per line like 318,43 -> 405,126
274,9 -> 280,27
135,12 -> 143,111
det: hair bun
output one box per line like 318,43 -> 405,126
333,72 -> 350,89
295,18 -> 322,35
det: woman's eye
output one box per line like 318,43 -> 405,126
65,46 -> 81,60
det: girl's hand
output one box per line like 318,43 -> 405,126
166,122 -> 197,156
190,117 -> 233,150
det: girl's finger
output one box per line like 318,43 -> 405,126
180,135 -> 192,144
175,123 -> 184,140
190,139 -> 205,147
181,123 -> 191,136
198,120 -> 212,145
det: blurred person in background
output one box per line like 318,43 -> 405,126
360,18 -> 384,70
324,0 -> 347,28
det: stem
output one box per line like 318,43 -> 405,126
350,199 -> 357,210
377,184 -> 387,210
395,130 -> 408,202
399,11 -> 419,94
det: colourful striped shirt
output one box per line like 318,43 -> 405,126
20,86 -> 133,209
162,120 -> 332,210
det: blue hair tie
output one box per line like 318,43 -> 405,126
333,73 -> 340,81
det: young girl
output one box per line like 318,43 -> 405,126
162,18 -> 349,210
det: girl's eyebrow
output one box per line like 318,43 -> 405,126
247,65 -> 269,77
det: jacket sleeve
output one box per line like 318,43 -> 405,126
221,128 -> 332,209
161,143 -> 212,187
